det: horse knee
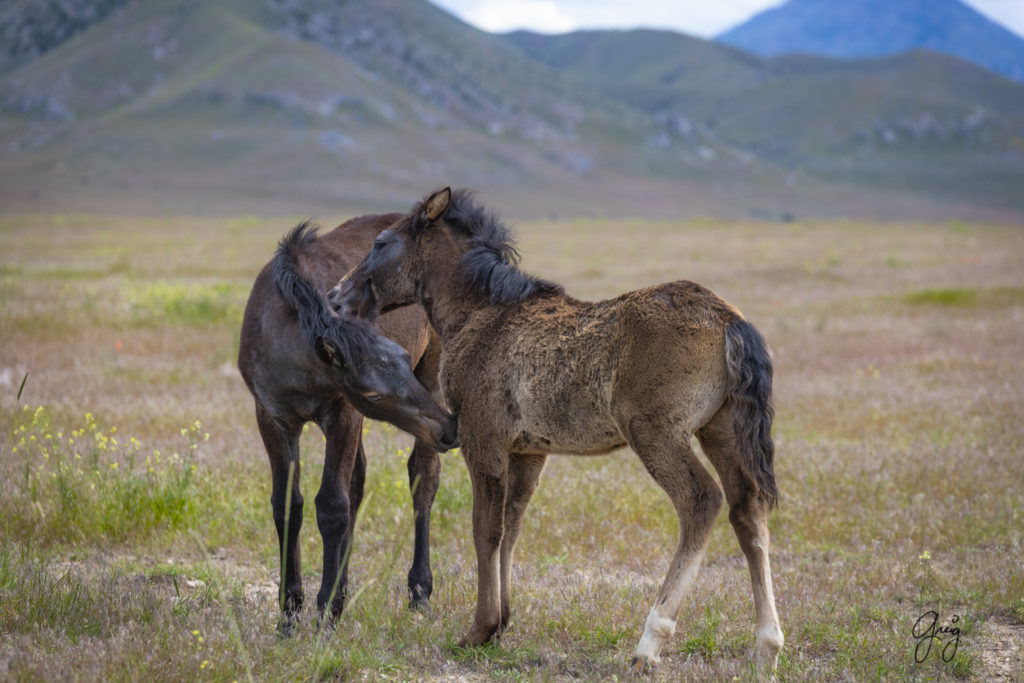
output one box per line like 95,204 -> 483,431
315,492 -> 351,537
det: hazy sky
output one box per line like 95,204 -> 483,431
428,0 -> 1024,39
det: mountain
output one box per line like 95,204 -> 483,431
503,28 -> 1024,215
0,0 -> 800,218
1,0 -> 1023,220
717,0 -> 1024,82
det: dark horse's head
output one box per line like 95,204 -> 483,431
275,224 -> 459,451
327,187 -> 561,316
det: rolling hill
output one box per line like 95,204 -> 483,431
1,0 -> 1023,220
503,29 -> 1024,215
717,0 -> 1024,82
1,0 -> 788,218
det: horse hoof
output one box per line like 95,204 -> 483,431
409,598 -> 432,617
315,614 -> 338,637
456,635 -> 478,648
629,655 -> 655,676
457,627 -> 495,648
277,618 -> 297,640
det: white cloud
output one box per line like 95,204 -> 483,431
547,0 -> 786,37
969,0 -> 1024,37
464,1 -> 578,34
431,0 -> 1024,39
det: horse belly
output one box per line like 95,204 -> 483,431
515,392 -> 626,456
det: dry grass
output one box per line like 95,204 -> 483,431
1,211 -> 1022,680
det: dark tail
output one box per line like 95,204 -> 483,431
724,319 -> 778,508
273,221 -> 334,343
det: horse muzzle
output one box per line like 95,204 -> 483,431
326,278 -> 356,313
434,413 -> 460,452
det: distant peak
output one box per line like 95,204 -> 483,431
717,0 -> 1024,81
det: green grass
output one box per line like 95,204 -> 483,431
903,286 -> 1024,307
905,287 -> 979,306
125,281 -> 247,327
1,214 -> 1022,680
3,406 -> 201,546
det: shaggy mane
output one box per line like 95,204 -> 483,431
438,190 -> 564,305
273,222 -> 378,367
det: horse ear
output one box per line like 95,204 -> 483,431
315,336 -> 345,368
421,187 -> 451,222
356,279 -> 380,323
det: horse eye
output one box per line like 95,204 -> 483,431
364,392 -> 383,402
372,240 -> 385,252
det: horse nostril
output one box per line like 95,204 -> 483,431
439,426 -> 460,451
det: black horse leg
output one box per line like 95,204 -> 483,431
324,438 -> 367,624
333,439 -> 367,616
255,403 -> 304,633
407,439 -> 441,607
407,333 -> 445,608
315,404 -> 361,623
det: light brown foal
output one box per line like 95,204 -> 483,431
330,188 -> 784,673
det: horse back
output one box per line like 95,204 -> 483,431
443,280 -> 744,451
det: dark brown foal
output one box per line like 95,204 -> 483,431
239,219 -> 458,631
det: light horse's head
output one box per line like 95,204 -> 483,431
328,187 -> 457,316
328,187 -> 561,320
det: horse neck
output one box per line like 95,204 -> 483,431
421,269 -> 489,342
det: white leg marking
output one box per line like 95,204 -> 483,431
752,536 -> 783,670
757,623 -> 784,652
634,606 -> 676,664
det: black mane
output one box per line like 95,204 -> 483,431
441,190 -> 564,305
273,222 -> 377,366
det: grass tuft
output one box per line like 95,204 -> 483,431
681,604 -> 722,659
904,287 -> 978,306
126,281 -> 245,327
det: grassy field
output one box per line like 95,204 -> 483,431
0,211 -> 1022,680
